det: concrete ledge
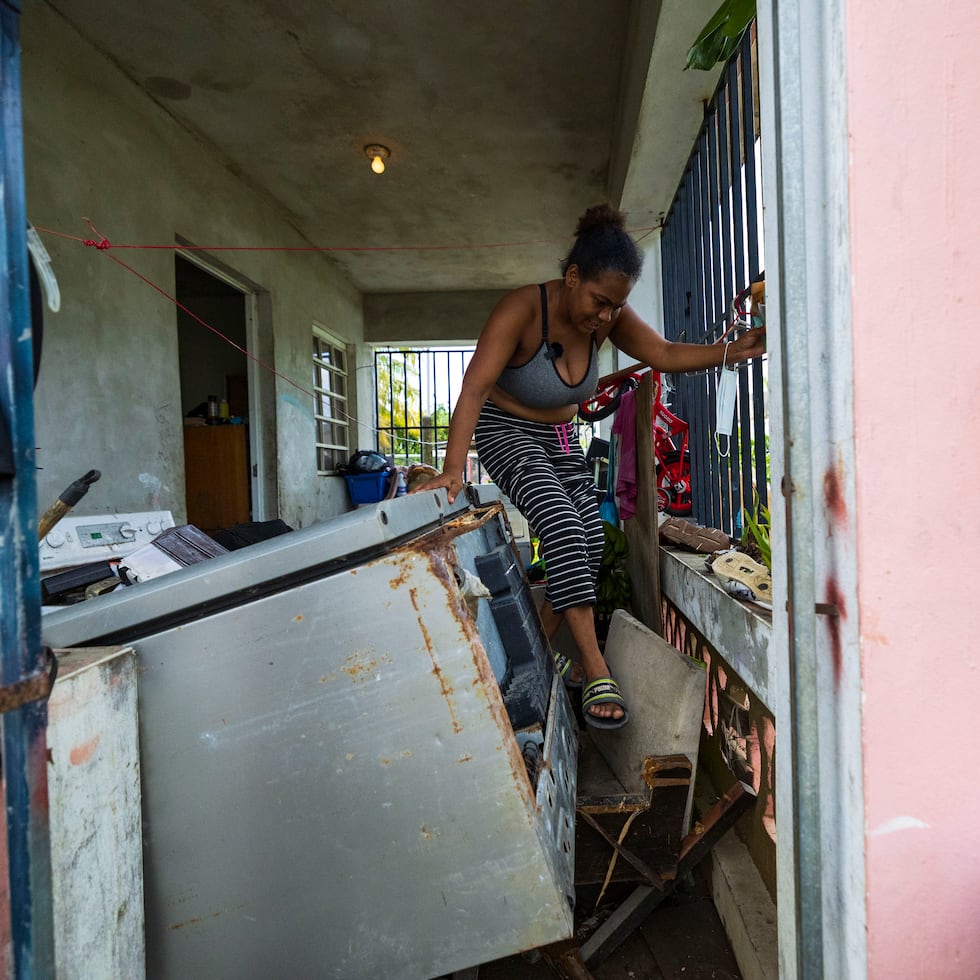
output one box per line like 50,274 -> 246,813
660,548 -> 773,712
697,787 -> 778,980
664,551 -> 778,979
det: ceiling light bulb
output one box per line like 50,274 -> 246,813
364,144 -> 390,175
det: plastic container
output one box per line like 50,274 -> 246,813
344,472 -> 391,505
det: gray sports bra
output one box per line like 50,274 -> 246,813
494,284 -> 599,410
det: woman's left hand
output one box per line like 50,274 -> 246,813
410,470 -> 466,503
729,325 -> 766,363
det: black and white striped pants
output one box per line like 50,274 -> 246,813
475,401 -> 603,613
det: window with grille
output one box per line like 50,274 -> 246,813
374,346 -> 474,473
312,325 -> 350,474
373,345 -> 601,485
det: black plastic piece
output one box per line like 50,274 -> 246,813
41,561 -> 115,601
212,520 -> 293,551
475,545 -> 553,730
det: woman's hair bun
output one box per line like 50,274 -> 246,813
561,201 -> 642,282
575,203 -> 627,237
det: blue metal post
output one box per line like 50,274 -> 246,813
0,0 -> 56,975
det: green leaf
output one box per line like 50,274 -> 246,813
685,0 -> 756,71
742,504 -> 772,570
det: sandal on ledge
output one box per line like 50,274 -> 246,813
553,650 -> 583,689
581,676 -> 630,731
710,551 -> 772,605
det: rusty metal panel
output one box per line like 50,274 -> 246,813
45,496 -> 576,978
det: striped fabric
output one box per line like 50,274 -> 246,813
475,401 -> 603,613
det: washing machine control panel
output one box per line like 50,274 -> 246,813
39,511 -> 176,572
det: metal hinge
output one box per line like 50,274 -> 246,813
0,647 -> 58,714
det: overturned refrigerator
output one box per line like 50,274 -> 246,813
42,488 -> 578,979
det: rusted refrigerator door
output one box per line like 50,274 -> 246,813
43,488 -> 577,979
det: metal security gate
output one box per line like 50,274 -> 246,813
660,27 -> 768,537
373,346 -> 601,487
374,346 -> 474,472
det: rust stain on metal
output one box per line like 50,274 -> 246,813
380,756 -> 391,766
457,604 -> 537,811
409,584 -> 463,734
823,454 -> 848,526
823,577 -> 848,685
641,754 -> 693,790
420,826 -> 434,840
168,909 -> 226,931
294,614 -> 304,622
393,510 -> 537,810
341,653 -> 378,683
642,757 -> 658,789
457,753 -> 473,764
31,737 -> 50,813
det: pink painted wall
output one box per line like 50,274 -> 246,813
847,2 -> 980,977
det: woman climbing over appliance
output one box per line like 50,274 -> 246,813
418,203 -> 766,729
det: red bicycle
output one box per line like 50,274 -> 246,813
579,366 -> 693,515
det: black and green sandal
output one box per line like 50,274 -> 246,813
581,676 -> 630,730
552,650 -> 583,689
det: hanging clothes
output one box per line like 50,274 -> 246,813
611,387 -> 639,520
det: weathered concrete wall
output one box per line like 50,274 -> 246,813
22,4 -> 363,528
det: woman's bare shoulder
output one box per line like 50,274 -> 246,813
482,283 -> 544,340
490,282 -> 541,317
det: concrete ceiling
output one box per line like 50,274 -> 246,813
47,0 -> 723,295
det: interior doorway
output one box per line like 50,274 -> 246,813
175,254 -> 254,533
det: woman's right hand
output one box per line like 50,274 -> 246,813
410,471 -> 466,503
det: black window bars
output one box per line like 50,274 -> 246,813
660,26 -> 768,538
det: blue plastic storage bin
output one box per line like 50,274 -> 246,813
344,471 -> 390,504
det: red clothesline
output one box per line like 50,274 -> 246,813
33,217 -> 662,254
31,215 -> 665,413
97,245 -> 315,400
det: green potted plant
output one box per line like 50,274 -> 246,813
740,492 -> 771,570
594,521 -> 633,644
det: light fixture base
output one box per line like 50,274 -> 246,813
364,144 -> 390,174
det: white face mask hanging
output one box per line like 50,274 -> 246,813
714,341 -> 738,457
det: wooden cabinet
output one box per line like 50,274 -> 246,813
183,424 -> 250,533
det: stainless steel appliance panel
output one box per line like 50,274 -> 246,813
44,495 -> 577,978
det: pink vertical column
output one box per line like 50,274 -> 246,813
847,2 -> 980,977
